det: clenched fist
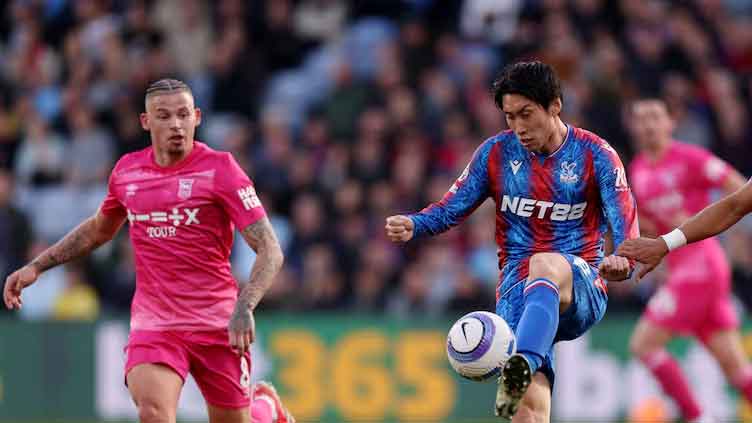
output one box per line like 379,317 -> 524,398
385,215 -> 414,242
598,254 -> 631,281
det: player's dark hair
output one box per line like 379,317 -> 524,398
145,78 -> 193,100
492,61 -> 563,110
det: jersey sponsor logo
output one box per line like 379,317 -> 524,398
614,167 -> 629,191
146,226 -> 177,238
237,185 -> 261,210
128,207 -> 200,238
646,191 -> 683,214
510,160 -> 522,175
559,161 -> 579,184
500,195 -> 587,221
127,208 -> 200,226
178,178 -> 194,199
449,165 -> 470,194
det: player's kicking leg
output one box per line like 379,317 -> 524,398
496,253 -> 574,420
251,381 -> 295,423
497,372 -> 550,423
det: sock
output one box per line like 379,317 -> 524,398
641,349 -> 702,420
732,366 -> 752,402
250,397 -> 275,423
514,278 -> 560,373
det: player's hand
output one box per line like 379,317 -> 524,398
228,305 -> 255,356
385,215 -> 414,242
598,254 -> 631,281
617,237 -> 669,279
3,264 -> 40,310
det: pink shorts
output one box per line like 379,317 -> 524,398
645,281 -> 738,344
125,329 -> 252,408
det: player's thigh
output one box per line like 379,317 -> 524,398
126,363 -> 183,422
629,316 -> 674,357
527,252 -> 574,306
189,330 -> 253,409
704,329 -> 748,378
512,372 -> 551,423
207,404 -> 249,423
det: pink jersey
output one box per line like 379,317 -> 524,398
630,141 -> 732,281
100,141 -> 266,331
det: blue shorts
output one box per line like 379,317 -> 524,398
495,253 -> 608,388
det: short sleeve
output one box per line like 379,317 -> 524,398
690,147 -> 732,190
214,153 -> 266,230
98,168 -> 127,219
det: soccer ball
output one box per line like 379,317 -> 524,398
446,311 -> 516,381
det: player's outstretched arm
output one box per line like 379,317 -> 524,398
387,142 -> 493,241
229,216 -> 284,355
619,178 -> 752,278
3,210 -> 125,310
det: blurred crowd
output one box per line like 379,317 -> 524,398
1,0 -> 752,321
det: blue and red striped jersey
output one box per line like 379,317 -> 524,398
410,126 -> 639,276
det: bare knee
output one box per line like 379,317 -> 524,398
528,253 -> 573,308
528,253 -> 569,282
136,398 -> 174,423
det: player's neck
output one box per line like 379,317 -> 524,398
539,120 -> 568,155
645,139 -> 671,161
153,142 -> 195,168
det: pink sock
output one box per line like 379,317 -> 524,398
641,349 -> 702,420
732,366 -> 752,402
250,398 -> 274,423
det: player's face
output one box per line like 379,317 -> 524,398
502,94 -> 561,153
630,100 -> 674,151
140,92 -> 201,156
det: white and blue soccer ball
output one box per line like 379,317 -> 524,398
446,311 -> 516,381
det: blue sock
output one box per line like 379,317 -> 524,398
514,278 -> 560,373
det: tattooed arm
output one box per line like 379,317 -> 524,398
228,216 -> 284,355
4,210 -> 126,309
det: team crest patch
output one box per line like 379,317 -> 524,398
559,161 -> 579,184
178,179 -> 194,199
125,184 -> 138,197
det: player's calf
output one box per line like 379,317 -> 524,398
495,354 -> 532,419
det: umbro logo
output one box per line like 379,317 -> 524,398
510,160 -> 522,175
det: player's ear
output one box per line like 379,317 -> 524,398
139,112 -> 149,131
549,98 -> 562,116
194,108 -> 202,127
